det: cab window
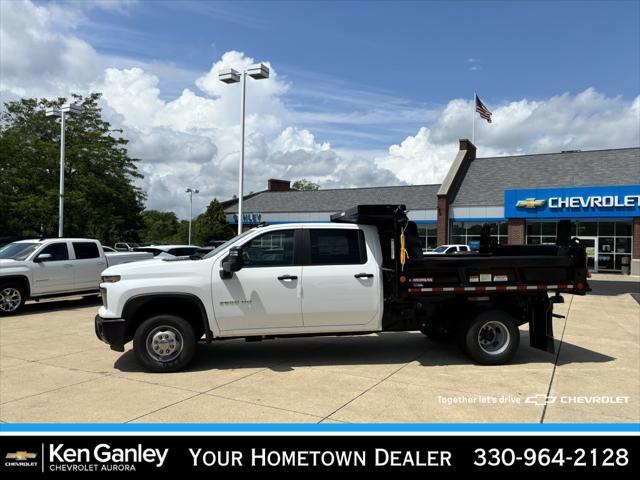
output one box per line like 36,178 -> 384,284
39,243 -> 69,261
242,230 -> 295,267
73,242 -> 100,259
308,229 -> 367,265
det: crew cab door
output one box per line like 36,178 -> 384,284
212,229 -> 303,332
72,241 -> 105,290
31,242 -> 74,294
300,226 -> 381,329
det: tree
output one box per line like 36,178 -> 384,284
0,93 -> 145,244
139,210 -> 180,244
193,198 -> 234,245
292,179 -> 320,191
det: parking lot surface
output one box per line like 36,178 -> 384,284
1,274 -> 638,424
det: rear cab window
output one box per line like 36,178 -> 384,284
73,242 -> 100,259
307,229 -> 367,265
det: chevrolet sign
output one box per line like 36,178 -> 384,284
516,198 -> 546,208
505,185 -> 640,219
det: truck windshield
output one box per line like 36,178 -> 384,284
202,229 -> 255,259
0,242 -> 40,260
432,246 -> 448,253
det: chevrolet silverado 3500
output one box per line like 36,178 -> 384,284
95,205 -> 588,372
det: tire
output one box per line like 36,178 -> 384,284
458,310 -> 520,365
133,315 -> 197,372
0,283 -> 26,316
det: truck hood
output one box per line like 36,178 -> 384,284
101,256 -> 204,279
0,258 -> 30,272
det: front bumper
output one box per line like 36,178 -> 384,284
95,314 -> 126,352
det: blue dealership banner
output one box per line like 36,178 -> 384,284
504,185 -> 640,219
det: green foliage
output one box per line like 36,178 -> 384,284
193,198 -> 234,245
0,93 -> 146,244
292,179 -> 320,191
139,210 -> 180,244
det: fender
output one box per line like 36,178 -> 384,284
121,292 -> 213,342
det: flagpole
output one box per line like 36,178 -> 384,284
472,91 -> 476,145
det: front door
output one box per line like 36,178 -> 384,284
31,242 -> 75,295
212,229 -> 303,333
579,237 -> 598,272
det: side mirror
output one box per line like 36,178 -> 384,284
221,246 -> 243,278
34,253 -> 53,263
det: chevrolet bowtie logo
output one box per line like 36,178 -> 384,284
516,198 -> 546,208
6,451 -> 37,461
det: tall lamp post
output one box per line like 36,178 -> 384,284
218,63 -> 270,234
46,103 -> 81,237
186,188 -> 199,245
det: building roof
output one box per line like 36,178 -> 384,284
224,184 -> 441,213
451,147 -> 640,206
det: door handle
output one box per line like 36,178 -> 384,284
63,264 -> 73,268
354,273 -> 374,278
277,275 -> 298,281
97,262 -> 105,266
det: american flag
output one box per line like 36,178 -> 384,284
475,94 -> 492,123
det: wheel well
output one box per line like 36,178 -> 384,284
122,295 -> 208,343
0,276 -> 30,298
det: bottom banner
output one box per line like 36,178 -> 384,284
0,434 -> 635,476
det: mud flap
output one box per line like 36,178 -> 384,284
529,297 -> 555,354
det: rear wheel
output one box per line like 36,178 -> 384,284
0,283 -> 26,316
133,315 -> 197,372
459,310 -> 520,365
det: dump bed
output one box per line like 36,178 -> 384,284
331,204 -> 589,299
404,247 -> 588,297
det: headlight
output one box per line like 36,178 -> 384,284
101,275 -> 121,283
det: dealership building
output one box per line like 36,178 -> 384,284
223,140 -> 640,274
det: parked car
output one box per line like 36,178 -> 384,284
114,242 -> 140,252
0,238 -> 154,315
133,245 -> 201,258
95,204 -> 588,372
424,244 -> 471,255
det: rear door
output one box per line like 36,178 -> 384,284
31,242 -> 75,294
72,241 -> 104,290
212,229 -> 303,332
301,227 -> 381,329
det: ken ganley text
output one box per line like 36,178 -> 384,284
190,448 -> 452,468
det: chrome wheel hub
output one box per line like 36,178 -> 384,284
146,326 -> 183,362
478,320 -> 510,355
0,288 -> 21,312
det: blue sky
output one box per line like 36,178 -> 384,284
4,0 -> 639,216
72,0 -> 639,149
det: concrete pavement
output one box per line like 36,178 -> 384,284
1,275 -> 638,424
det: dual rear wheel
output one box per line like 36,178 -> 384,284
423,310 -> 520,365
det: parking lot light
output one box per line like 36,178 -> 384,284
186,188 -> 199,245
46,103 -> 82,237
218,63 -> 270,234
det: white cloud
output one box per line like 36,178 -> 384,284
376,89 -> 640,185
1,1 -> 638,219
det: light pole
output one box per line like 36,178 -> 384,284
219,63 -> 270,234
46,103 -> 81,238
186,188 -> 199,245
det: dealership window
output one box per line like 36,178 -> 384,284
449,221 -> 508,248
526,221 -> 632,271
416,224 -> 438,251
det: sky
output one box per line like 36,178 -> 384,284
1,0 -> 639,218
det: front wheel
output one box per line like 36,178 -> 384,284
0,284 -> 26,316
133,315 -> 197,372
459,310 -> 520,365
